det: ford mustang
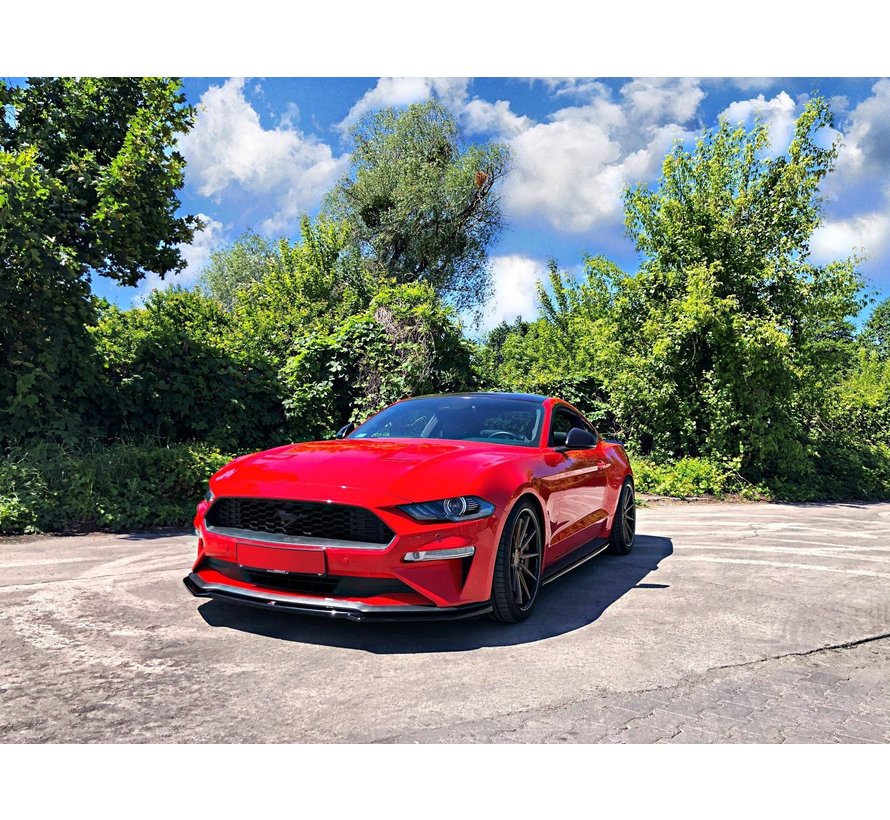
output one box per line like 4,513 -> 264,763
184,392 -> 635,623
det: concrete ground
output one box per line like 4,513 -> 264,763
1,501 -> 888,743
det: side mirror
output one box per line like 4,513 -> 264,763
556,427 -> 596,452
335,422 -> 356,440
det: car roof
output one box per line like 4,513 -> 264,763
401,392 -> 549,405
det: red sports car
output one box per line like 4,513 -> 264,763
184,392 -> 635,623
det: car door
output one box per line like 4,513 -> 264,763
542,405 -> 610,564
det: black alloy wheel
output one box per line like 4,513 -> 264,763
608,480 -> 636,555
489,500 -> 543,623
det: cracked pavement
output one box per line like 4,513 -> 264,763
386,636 -> 890,743
1,501 -> 889,743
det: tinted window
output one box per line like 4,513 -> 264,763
549,406 -> 597,447
351,397 -> 544,447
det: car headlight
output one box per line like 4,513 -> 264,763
204,488 -> 215,503
399,496 -> 495,522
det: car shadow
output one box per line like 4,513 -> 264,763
196,533 -> 673,653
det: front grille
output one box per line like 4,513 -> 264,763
206,497 -> 394,545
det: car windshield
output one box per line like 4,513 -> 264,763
350,396 -> 544,447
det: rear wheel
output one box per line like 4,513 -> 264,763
608,480 -> 636,555
489,500 -> 543,623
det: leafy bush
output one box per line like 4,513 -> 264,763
631,455 -> 771,499
630,444 -> 890,502
91,288 -> 285,452
0,441 -> 233,533
769,440 -> 890,502
823,349 -> 890,448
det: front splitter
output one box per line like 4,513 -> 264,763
183,573 -> 492,622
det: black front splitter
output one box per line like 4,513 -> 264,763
183,573 -> 492,622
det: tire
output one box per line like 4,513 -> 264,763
488,499 -> 544,623
608,479 -> 636,555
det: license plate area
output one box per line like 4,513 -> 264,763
236,542 -> 326,575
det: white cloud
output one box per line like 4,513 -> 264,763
501,79 -> 700,233
477,255 -> 549,332
730,78 -> 778,92
338,77 -> 533,143
811,210 -> 890,263
179,77 -> 346,234
279,101 -> 301,128
337,77 -> 470,131
503,119 -> 623,231
462,98 -> 532,138
720,91 -> 799,153
179,215 -> 225,274
838,78 -> 890,178
135,215 -> 224,303
810,80 -> 890,273
428,78 -> 471,114
537,78 -> 611,99
620,77 -> 705,124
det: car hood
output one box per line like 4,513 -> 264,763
210,438 -> 530,504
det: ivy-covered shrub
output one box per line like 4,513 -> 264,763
0,441 -> 233,533
91,288 -> 285,452
282,282 -> 478,440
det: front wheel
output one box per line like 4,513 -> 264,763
489,500 -> 543,623
608,480 -> 636,555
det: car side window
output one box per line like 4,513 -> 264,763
549,406 -> 599,447
549,407 -> 578,447
576,413 -> 598,441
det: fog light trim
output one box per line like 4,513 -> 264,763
403,546 -> 476,562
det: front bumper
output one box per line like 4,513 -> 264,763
183,572 -> 492,621
188,492 -> 505,618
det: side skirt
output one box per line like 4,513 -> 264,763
542,537 -> 610,586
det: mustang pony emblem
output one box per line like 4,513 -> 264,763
276,509 -> 301,527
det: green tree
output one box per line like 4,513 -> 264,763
490,97 -> 885,498
0,77 -> 200,442
326,100 -> 510,312
199,231 -> 278,311
202,216 -> 478,443
476,316 -> 530,384
625,100 -> 837,287
615,97 -> 865,475
492,258 -> 622,424
862,297 -> 890,359
0,78 -> 200,285
232,216 -> 375,369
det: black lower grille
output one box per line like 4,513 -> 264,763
204,558 -> 413,598
242,569 -> 339,595
206,497 -> 394,545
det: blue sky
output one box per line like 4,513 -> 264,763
91,77 -> 890,328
